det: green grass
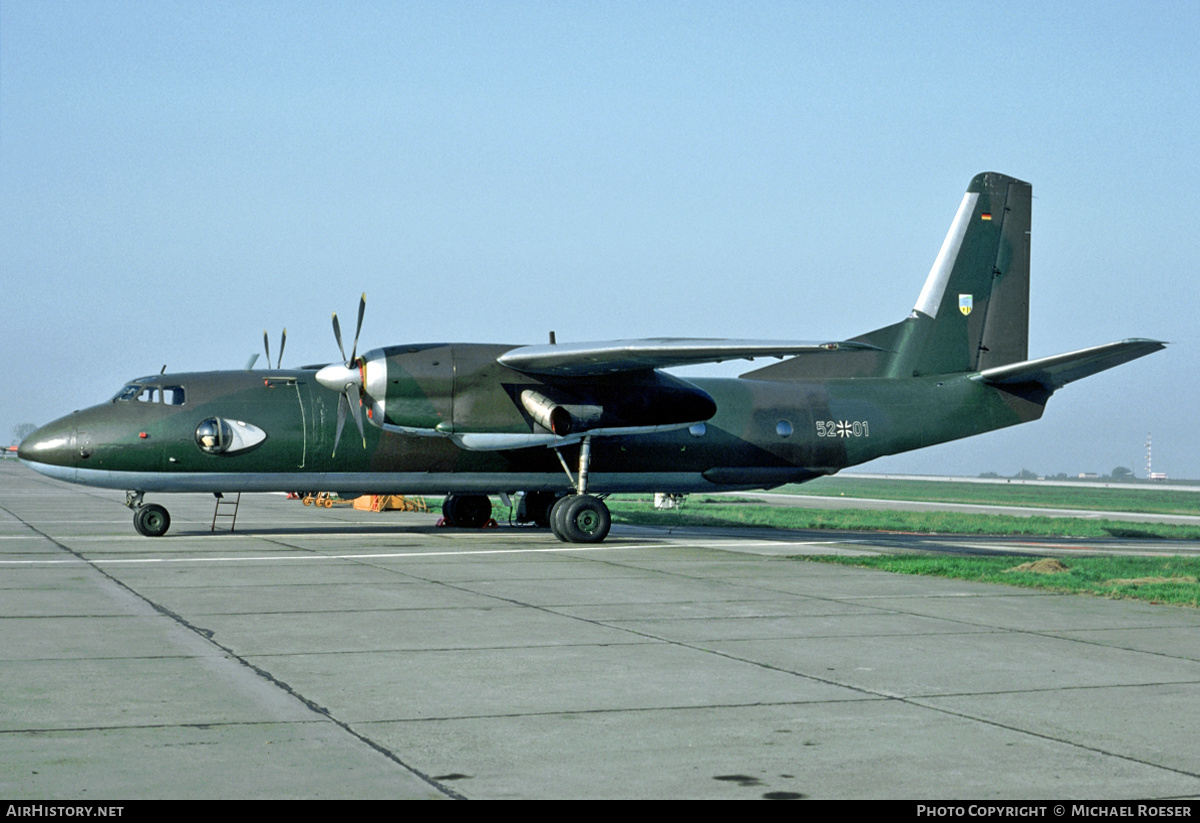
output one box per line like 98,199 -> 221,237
800,553 -> 1200,608
605,492 -> 1200,607
606,496 -> 1200,540
779,476 -> 1200,516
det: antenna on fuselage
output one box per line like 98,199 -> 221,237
263,329 -> 287,369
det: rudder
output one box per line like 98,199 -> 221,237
910,171 -> 1031,375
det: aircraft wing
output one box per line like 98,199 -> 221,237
498,338 -> 882,376
975,339 -> 1165,392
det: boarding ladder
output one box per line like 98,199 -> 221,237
211,492 -> 241,532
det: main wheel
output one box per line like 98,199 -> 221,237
519,491 -> 557,528
442,494 -> 492,528
549,495 -> 574,542
558,495 -> 611,544
133,504 -> 171,537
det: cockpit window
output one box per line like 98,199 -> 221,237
112,384 -> 185,405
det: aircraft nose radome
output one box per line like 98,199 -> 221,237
17,420 -> 75,468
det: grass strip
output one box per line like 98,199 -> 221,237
606,496 -> 1200,540
777,477 -> 1200,516
797,554 -> 1200,608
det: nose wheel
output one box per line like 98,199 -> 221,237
133,503 -> 171,537
126,491 -> 171,537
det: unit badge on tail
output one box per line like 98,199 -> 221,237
959,294 -> 974,316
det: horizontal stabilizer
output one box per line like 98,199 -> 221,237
499,338 -> 882,376
974,339 -> 1165,392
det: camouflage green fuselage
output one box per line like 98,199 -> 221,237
23,341 -> 1045,495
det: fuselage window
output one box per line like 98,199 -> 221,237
776,420 -> 793,438
194,417 -> 267,455
162,386 -> 185,405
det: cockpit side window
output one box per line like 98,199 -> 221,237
112,384 -> 185,405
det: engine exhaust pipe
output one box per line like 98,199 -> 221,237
520,390 -> 601,436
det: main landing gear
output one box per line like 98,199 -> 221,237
440,435 -> 614,544
441,490 -> 610,543
515,491 -> 555,528
440,493 -> 494,528
548,493 -> 610,543
546,434 -> 611,543
126,491 -> 171,537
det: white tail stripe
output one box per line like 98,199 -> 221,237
914,192 -> 979,318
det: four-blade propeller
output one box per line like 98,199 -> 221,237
315,293 -> 368,456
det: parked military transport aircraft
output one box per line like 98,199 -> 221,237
19,173 -> 1164,542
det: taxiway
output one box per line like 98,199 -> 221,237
2,461 -> 1198,799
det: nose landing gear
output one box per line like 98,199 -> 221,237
126,491 -> 171,537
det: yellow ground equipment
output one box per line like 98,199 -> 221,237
351,495 -> 430,512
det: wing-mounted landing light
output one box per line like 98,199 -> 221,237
315,293 -> 369,456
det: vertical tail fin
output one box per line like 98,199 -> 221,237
907,171 -> 1031,375
743,172 -> 1032,381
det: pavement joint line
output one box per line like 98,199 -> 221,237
904,696 -> 1200,784
3,505 -> 470,800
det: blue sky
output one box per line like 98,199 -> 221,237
3,1 -> 1197,478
